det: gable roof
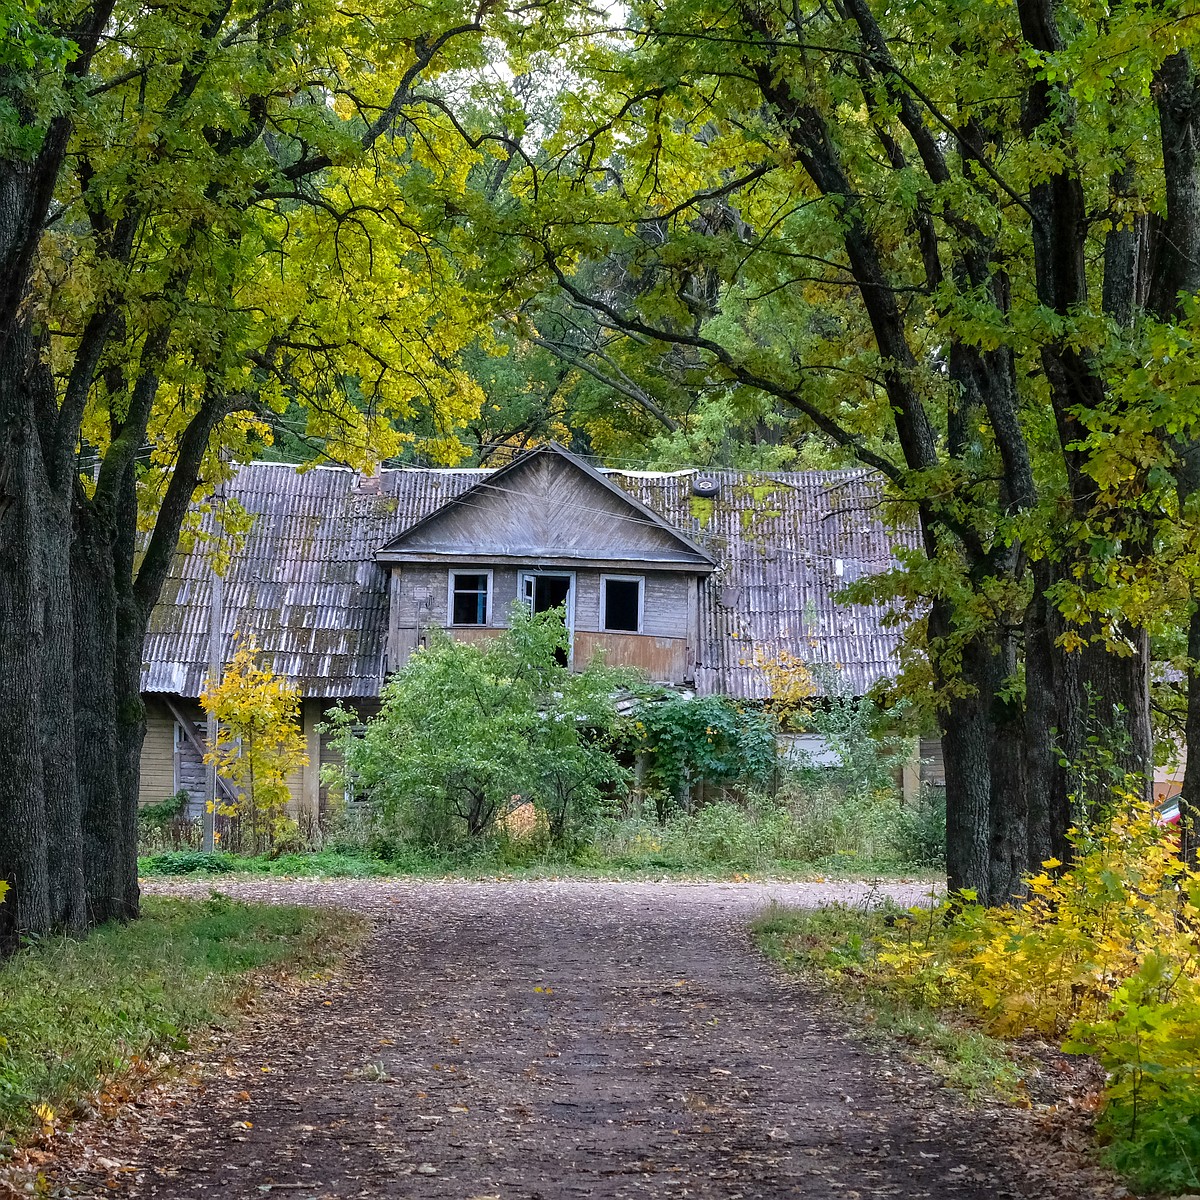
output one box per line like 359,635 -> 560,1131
376,442 -> 715,570
142,454 -> 917,700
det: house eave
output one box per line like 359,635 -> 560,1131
375,550 -> 716,574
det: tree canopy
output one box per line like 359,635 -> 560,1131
4,0 -> 1200,936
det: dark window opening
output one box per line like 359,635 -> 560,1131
603,578 -> 641,632
523,574 -> 572,665
452,573 -> 489,625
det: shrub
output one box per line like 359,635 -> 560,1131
840,798 -> 1200,1193
329,607 -> 633,849
140,851 -> 236,875
634,693 -> 777,815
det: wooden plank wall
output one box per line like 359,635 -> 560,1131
386,565 -> 697,674
574,631 -> 687,682
139,698 -> 178,807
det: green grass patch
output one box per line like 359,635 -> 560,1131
751,903 -> 1026,1102
0,894 -> 366,1146
138,850 -> 403,878
139,845 -> 935,883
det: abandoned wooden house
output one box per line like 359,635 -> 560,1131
139,442 -> 919,817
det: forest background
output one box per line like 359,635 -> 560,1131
2,0 -> 1200,940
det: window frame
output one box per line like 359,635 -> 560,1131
447,569 -> 494,628
600,573 -> 645,634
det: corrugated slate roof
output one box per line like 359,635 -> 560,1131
142,458 -> 916,700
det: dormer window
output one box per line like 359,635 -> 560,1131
601,575 -> 643,633
449,571 -> 491,626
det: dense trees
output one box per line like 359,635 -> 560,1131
450,0 -> 1200,902
4,0 -> 1200,934
0,0 -> 569,945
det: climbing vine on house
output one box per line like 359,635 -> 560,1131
635,694 -> 777,819
200,637 -> 308,853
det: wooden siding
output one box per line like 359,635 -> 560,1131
380,450 -> 713,568
139,699 -> 178,807
387,565 -> 698,676
919,736 -> 945,788
575,631 -> 688,683
137,695 -> 376,819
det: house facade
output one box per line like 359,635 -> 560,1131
138,442 -> 917,818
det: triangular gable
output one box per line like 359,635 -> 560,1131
376,443 -> 715,570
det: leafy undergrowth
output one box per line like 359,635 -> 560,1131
138,844 -> 937,883
0,894 -> 366,1148
752,904 -> 1027,1102
753,799 -> 1200,1196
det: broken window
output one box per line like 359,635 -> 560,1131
450,572 -> 490,625
602,576 -> 643,633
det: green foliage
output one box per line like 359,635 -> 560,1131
139,851 -> 235,875
137,790 -> 189,834
783,694 -> 944,868
330,607 -> 633,849
597,784 -> 938,874
138,850 -> 404,878
0,896 -> 364,1145
633,694 -> 777,811
758,800 -> 1200,1193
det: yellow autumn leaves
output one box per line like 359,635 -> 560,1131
200,636 -> 308,851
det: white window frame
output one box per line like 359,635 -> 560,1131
600,574 -> 645,634
447,569 -> 493,627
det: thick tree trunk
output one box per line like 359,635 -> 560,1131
41,483 -> 87,933
72,496 -> 138,924
113,467 -> 144,920
1024,573 -> 1069,869
0,331 -> 51,950
986,623 -> 1027,903
929,598 -> 992,898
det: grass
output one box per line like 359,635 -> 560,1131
138,846 -> 937,882
0,894 -> 367,1147
751,903 -> 1026,1102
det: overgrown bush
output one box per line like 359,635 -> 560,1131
329,607 -> 633,849
787,798 -> 1200,1194
633,693 -> 777,816
136,790 -> 196,853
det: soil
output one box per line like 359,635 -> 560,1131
33,879 -> 1129,1199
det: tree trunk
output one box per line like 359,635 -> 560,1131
113,466 -> 144,920
40,480 -> 87,934
1024,573 -> 1069,869
929,598 -> 992,899
0,330 -> 51,950
986,623 -> 1028,904
72,496 -> 130,924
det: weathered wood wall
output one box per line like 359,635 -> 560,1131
386,565 -> 698,682
137,695 -> 380,822
574,631 -> 688,680
139,698 -> 178,806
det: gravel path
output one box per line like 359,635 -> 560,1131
52,879 -> 1123,1199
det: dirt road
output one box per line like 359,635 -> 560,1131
59,880 -> 1122,1198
